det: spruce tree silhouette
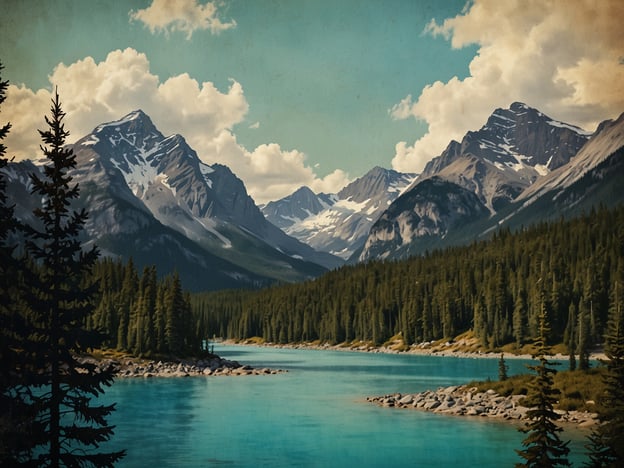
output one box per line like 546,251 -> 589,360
515,306 -> 570,467
22,90 -> 125,467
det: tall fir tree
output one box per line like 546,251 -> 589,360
0,61 -> 41,465
585,260 -> 624,466
498,353 -> 508,381
515,307 -> 570,467
578,301 -> 591,371
513,289 -> 528,346
565,302 -> 577,371
165,272 -> 185,355
116,259 -> 138,351
22,90 -> 125,466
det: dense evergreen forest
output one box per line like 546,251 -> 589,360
87,259 -> 202,356
189,205 -> 624,353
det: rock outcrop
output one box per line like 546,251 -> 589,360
367,386 -> 597,427
77,355 -> 286,378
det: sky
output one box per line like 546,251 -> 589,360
1,0 -> 623,204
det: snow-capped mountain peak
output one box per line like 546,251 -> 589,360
416,102 -> 590,212
517,111 -> 624,205
262,167 -> 415,259
33,110 -> 343,287
356,103 -> 619,263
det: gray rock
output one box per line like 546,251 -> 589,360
399,394 -> 414,405
424,400 -> 441,410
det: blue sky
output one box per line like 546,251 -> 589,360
1,0 -> 622,203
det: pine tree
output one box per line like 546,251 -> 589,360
585,260 -> 624,466
0,60 -> 41,465
499,353 -> 508,381
513,289 -> 528,346
165,272 -> 185,355
116,259 -> 138,351
515,308 -> 570,467
578,301 -> 591,371
565,302 -> 577,371
22,90 -> 125,466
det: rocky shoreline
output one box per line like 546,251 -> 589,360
229,339 -> 606,361
367,386 -> 598,427
78,355 -> 286,378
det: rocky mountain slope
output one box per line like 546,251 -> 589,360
491,110 -> 624,230
357,103 -> 621,262
262,167 -> 414,259
261,186 -> 336,231
417,102 -> 590,212
4,111 -> 341,290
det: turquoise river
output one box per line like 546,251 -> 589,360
101,345 -> 590,467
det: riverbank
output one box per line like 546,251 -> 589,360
366,385 -> 598,428
78,353 -> 286,378
226,336 -> 606,361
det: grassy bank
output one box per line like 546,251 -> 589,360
469,367 -> 606,413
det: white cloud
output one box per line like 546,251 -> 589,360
129,0 -> 236,39
388,94 -> 414,121
198,131 -> 350,204
3,48 -> 349,203
391,0 -> 624,174
5,48 -> 246,159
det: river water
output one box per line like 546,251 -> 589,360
102,345 -> 589,467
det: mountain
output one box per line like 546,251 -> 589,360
4,159 -> 269,292
417,102 -> 591,212
5,110 -> 342,290
358,177 -> 489,260
262,167 -> 414,259
514,111 -> 624,208
358,103 -> 621,262
490,110 -> 624,230
262,186 -> 336,230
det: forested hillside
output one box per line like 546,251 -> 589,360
190,205 -> 624,352
87,259 -> 203,356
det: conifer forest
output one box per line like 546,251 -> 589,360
188,205 -> 624,351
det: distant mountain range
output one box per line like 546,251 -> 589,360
4,111 -> 341,291
262,167 -> 414,259
263,102 -> 623,263
4,102 -> 623,291
357,103 -> 624,261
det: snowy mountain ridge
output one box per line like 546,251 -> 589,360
263,167 -> 415,259
4,110 -> 342,290
517,111 -> 624,205
356,102 -> 621,262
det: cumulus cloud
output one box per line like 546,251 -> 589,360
5,48 -> 246,159
129,0 -> 236,39
198,131 -> 350,204
388,94 -> 414,121
391,0 -> 624,174
3,48 -> 349,203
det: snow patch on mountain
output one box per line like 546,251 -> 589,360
547,118 -> 593,136
263,167 -> 415,259
517,111 -> 624,205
